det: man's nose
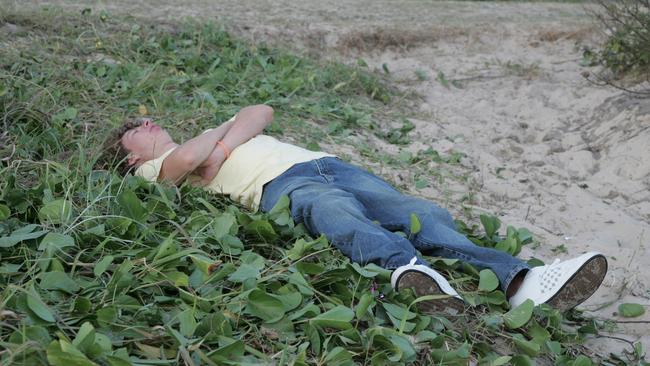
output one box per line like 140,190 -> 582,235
142,119 -> 151,127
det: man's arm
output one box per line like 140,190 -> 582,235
191,104 -> 274,183
157,119 -> 233,184
159,105 -> 273,184
218,105 -> 274,154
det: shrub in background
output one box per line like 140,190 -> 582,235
593,0 -> 650,77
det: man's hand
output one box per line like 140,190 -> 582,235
217,105 -> 273,155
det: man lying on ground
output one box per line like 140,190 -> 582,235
102,104 -> 608,314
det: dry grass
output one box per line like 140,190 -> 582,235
338,27 -> 467,52
535,26 -> 597,42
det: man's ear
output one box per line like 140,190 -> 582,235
127,154 -> 141,167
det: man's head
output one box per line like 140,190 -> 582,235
101,118 -> 175,175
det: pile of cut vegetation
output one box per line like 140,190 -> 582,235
0,7 -> 644,366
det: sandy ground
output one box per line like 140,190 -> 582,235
8,0 -> 650,359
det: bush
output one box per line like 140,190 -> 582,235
593,0 -> 650,77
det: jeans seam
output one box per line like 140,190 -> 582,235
415,235 -> 472,261
314,158 -> 333,183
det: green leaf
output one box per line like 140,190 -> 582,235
634,341 -> 645,359
287,238 -> 318,260
478,269 -> 499,292
546,340 -> 562,355
117,190 -> 147,222
388,334 -> 417,362
0,204 -> 10,219
414,330 -> 438,343
82,224 -> 105,237
272,291 -> 303,312
480,214 -> 501,238
382,303 -> 417,321
47,339 -> 97,366
38,233 -> 75,251
53,107 -> 78,122
288,271 -> 314,296
212,213 -> 237,240
27,287 -> 55,323
0,226 -> 48,248
9,325 -> 52,346
165,271 -> 189,287
306,141 -> 320,151
106,354 -> 131,366
350,262 -> 381,278
306,323 -> 321,354
495,237 -> 516,254
106,260 -> 134,294
74,297 -> 92,314
188,254 -> 215,276
227,263 -> 260,283
152,235 -> 178,261
429,341 -> 470,363
94,256 -> 114,277
178,309 -> 198,337
244,219 -> 277,241
491,356 -> 512,366
166,326 -> 188,347
208,337 -> 245,363
512,333 -> 540,357
409,213 -> 421,236
480,290 -> 506,306
503,299 -> 534,329
38,199 -> 73,224
355,293 -> 374,319
517,228 -> 533,244
618,303 -> 645,318
572,355 -> 593,366
269,194 -> 290,215
242,251 -> 266,268
309,305 -> 354,330
94,308 -> 114,332
511,354 -> 534,366
414,179 -> 428,190
40,272 -> 80,293
219,234 -> 244,255
72,322 -> 96,353
196,313 -> 232,339
528,320 -> 551,348
245,289 -> 285,322
323,346 -> 353,364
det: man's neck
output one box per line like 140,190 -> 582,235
153,141 -> 179,159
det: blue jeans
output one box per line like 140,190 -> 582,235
260,157 -> 529,291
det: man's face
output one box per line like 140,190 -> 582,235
121,118 -> 174,166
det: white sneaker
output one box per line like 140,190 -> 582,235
509,252 -> 608,312
391,257 -> 465,315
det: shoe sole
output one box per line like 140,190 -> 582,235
547,254 -> 608,312
396,270 -> 466,316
